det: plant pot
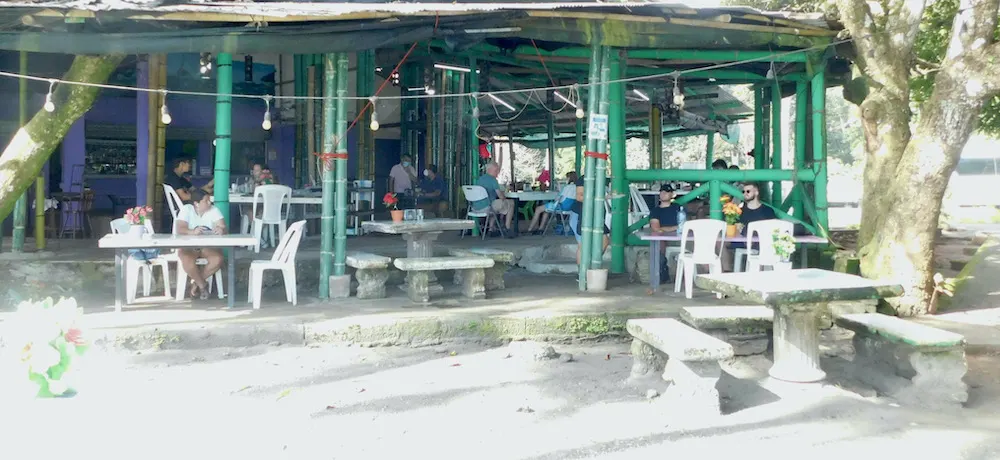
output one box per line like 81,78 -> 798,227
128,224 -> 146,237
726,224 -> 739,238
390,210 -> 404,223
587,268 -> 609,292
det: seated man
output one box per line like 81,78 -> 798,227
175,189 -> 227,300
724,181 -> 777,271
526,171 -> 578,235
164,158 -> 213,202
568,174 -> 611,264
416,164 -> 448,218
472,161 -> 516,238
648,184 -> 683,282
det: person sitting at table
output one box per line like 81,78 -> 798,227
648,184 -> 683,282
175,189 -> 227,300
472,161 -> 516,238
526,171 -> 577,235
416,164 -> 448,218
723,181 -> 777,271
568,174 -> 611,264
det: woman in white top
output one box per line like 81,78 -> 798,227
176,189 -> 227,300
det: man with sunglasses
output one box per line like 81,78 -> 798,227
724,182 -> 776,271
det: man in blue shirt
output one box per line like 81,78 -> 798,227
417,164 -> 449,217
473,161 -> 515,237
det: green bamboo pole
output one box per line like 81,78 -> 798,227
334,52 -> 349,277
608,49 -> 627,274
12,51 -> 28,252
213,53 -> 233,226
546,90 -> 557,181
705,132 -> 715,170
649,98 -> 662,169
771,81 -> 783,202
811,64 -> 829,231
709,179 -> 722,220
319,53 -> 336,298
792,80 -> 808,217
356,50 -> 373,181
469,56 -> 481,182
753,86 -> 765,172
589,46 -> 612,269
578,42 -> 603,291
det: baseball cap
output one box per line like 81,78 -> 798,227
659,184 -> 675,193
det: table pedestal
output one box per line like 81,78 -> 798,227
768,303 -> 827,383
400,231 -> 444,296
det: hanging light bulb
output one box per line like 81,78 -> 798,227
159,90 -> 172,125
43,79 -> 56,112
672,77 -> 685,108
369,97 -> 379,131
572,84 -> 585,118
576,107 -> 585,119
261,96 -> 272,131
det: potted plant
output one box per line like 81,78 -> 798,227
772,229 -> 796,262
383,192 -> 403,222
721,196 -> 742,237
9,297 -> 88,398
123,205 -> 153,237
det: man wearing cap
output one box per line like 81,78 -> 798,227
648,184 -> 683,282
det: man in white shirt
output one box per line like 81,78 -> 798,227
388,154 -> 418,195
176,189 -> 227,300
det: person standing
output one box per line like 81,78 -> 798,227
388,154 -> 418,195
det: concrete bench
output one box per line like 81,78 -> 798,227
448,248 -> 515,291
346,252 -> 392,299
394,257 -> 495,303
680,306 -> 774,356
626,318 -> 735,415
836,313 -> 968,409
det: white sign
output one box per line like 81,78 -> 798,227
588,114 -> 609,141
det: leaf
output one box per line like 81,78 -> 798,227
276,389 -> 293,401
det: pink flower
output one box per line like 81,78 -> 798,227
64,328 -> 84,346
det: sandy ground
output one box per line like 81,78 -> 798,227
2,339 -> 999,460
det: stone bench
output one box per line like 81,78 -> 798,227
448,248 -> 515,291
680,306 -> 774,356
836,313 -> 968,409
394,257 -> 495,303
626,318 -> 735,415
346,252 -> 392,299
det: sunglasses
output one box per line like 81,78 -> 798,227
742,189 -> 754,194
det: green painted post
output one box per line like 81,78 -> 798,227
319,53 -> 337,298
649,97 -> 662,169
811,65 -> 829,231
546,90 -> 557,180
578,42 -> 603,291
753,85 -> 764,173
792,80 -> 808,217
11,51 -> 28,252
705,132 -> 715,170
709,179 -> 722,221
609,49 -> 627,274
334,53 -> 349,277
356,50 -> 373,181
469,59 -> 481,226
624,168 -> 815,183
575,117 -> 583,174
213,53 -> 233,226
771,82 -> 783,203
589,46 -> 612,269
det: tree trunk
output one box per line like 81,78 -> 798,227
0,54 -> 124,221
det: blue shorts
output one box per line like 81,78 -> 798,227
545,200 -> 574,212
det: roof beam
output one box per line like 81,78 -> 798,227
442,42 -> 809,63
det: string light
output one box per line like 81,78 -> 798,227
43,79 -> 56,112
159,90 -> 172,125
672,74 -> 685,109
369,96 -> 379,131
261,96 -> 272,131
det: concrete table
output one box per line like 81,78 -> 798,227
695,268 -> 904,383
98,233 -> 259,312
361,219 -> 474,293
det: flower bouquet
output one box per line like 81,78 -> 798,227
721,196 -> 742,236
124,205 -> 153,225
383,192 -> 403,222
8,297 -> 88,398
772,229 -> 796,262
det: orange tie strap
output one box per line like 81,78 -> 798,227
584,150 -> 608,160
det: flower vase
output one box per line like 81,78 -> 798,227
390,210 -> 404,223
128,224 -> 147,237
726,224 -> 738,237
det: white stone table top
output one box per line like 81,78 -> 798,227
98,233 -> 259,249
694,268 -> 904,306
362,219 -> 474,234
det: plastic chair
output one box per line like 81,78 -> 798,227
248,220 -> 307,309
168,203 -> 225,301
251,185 -> 292,253
110,218 -> 171,303
674,219 -> 726,299
541,184 -> 577,236
162,184 -> 184,224
743,219 -> 795,273
461,185 -> 505,239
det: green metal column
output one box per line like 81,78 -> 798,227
704,133 -> 715,170
319,53 -> 337,298
792,80 -> 808,217
212,53 -> 233,226
609,49 -> 627,274
709,179 -> 722,220
575,118 -> 583,174
771,82 -> 783,202
578,42 -> 603,291
294,55 -> 304,187
333,53 -> 349,277
589,46 -> 613,269
356,50 -> 374,181
469,57 -> 481,185
811,65 -> 829,231
11,51 -> 28,252
649,98 -> 662,170
546,90 -> 557,180
753,86 -> 765,172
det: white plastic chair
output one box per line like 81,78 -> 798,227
248,220 -> 306,309
170,204 -> 225,301
743,219 -> 795,273
251,185 -> 292,253
111,218 -> 171,303
542,184 -> 577,236
461,185 -> 504,239
674,219 -> 726,299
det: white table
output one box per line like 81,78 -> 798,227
695,269 -> 904,383
98,233 -> 259,312
229,189 -> 376,235
506,191 -> 559,202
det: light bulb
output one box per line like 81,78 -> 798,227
262,96 -> 272,130
43,95 -> 55,113
576,107 -> 585,119
262,117 -> 272,131
160,104 -> 172,125
370,118 -> 380,131
673,94 -> 685,106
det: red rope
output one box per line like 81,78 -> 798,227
530,39 -> 556,86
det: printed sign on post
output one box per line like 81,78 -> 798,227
588,114 -> 609,141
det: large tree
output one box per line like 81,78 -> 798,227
0,54 -> 124,220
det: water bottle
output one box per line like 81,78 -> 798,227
676,206 -> 686,236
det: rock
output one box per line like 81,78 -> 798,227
506,341 -> 560,361
646,389 -> 660,399
558,353 -> 574,363
516,406 -> 535,413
